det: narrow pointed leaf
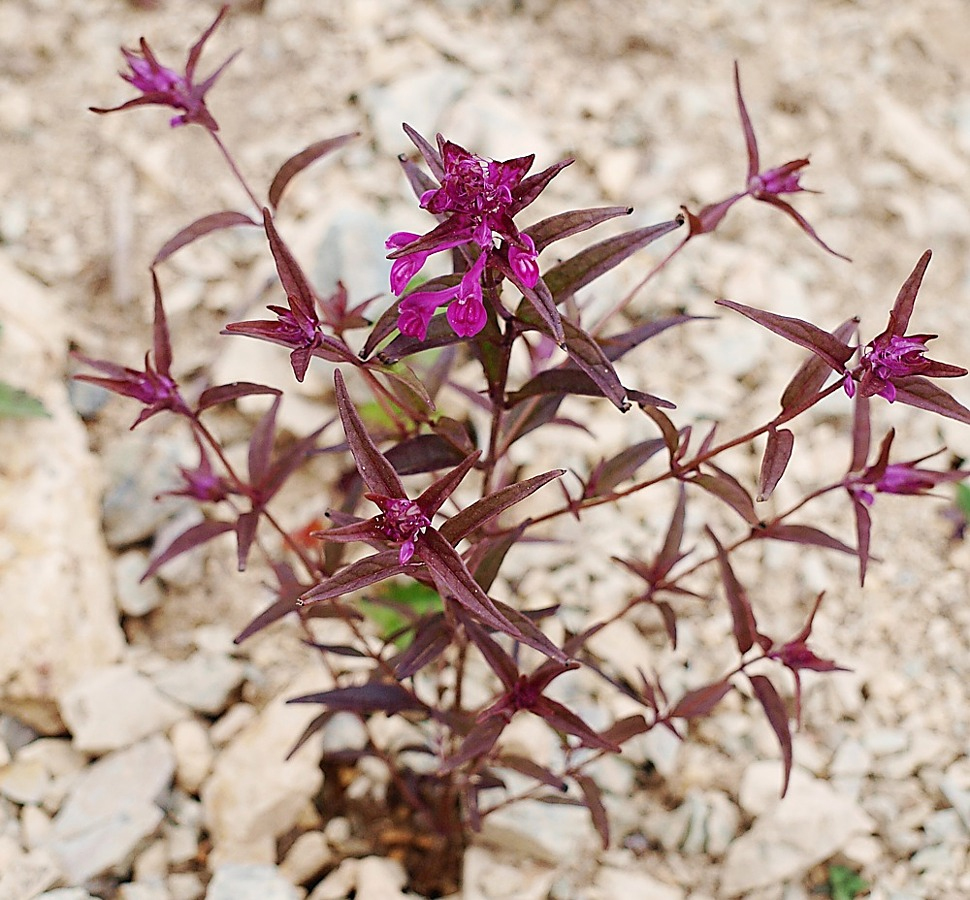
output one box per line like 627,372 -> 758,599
299,550 -> 410,606
517,276 -> 565,345
263,209 -> 318,323
152,211 -> 258,267
757,427 -> 795,501
268,132 -> 359,210
670,680 -> 734,719
196,381 -> 281,412
143,519 -> 234,580
525,206 -> 632,253
708,527 -> 758,654
691,467 -> 759,525
403,123 -> 445,181
392,614 -> 452,678
541,218 -> 682,305
383,434 -> 467,477
495,754 -> 566,791
439,719 -> 505,773
438,469 -> 564,545
734,61 -> 760,178
849,394 -> 872,472
758,523 -> 856,555
561,321 -> 628,409
889,250 -> 932,333
235,509 -> 259,571
575,774 -> 610,849
416,450 -> 481,518
642,406 -> 683,463
892,376 -> 970,425
851,496 -> 872,586
590,438 -> 668,496
333,370 -> 406,497
533,697 -> 619,750
465,525 -> 526,593
598,714 -> 650,747
716,299 -> 853,372
656,483 -> 688,579
600,315 -> 709,362
247,395 -> 280,485
780,317 -> 859,412
509,157 -> 573,214
288,682 -> 429,716
465,620 -> 519,690
399,154 -> 439,202
748,674 -> 793,796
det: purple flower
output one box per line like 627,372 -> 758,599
845,251 -> 966,401
367,495 -> 432,565
396,253 -> 488,340
845,428 -> 966,507
387,133 -> 560,340
74,274 -> 189,428
90,6 -> 236,131
164,439 -> 231,503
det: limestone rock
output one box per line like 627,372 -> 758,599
206,864 -> 301,900
59,664 -> 187,754
47,735 -> 175,884
201,668 -> 326,867
0,256 -> 124,732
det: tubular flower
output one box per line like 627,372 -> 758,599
387,134 -> 560,339
90,6 -> 236,131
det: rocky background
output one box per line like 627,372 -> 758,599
2,0 -> 970,898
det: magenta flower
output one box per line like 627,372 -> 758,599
74,274 -> 189,428
163,439 -> 231,504
387,133 -> 561,339
680,64 -> 848,261
845,251 -> 966,402
367,495 -> 431,565
90,6 -> 236,131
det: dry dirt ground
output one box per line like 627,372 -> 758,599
3,0 -> 970,898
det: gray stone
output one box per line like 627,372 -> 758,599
0,256 -> 124,733
60,664 -> 186,754
151,653 -> 245,717
479,795 -> 597,864
47,735 -> 175,884
0,840 -> 60,899
206,864 -> 300,900
113,550 -> 163,617
722,762 -> 875,897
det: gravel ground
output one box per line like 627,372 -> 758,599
2,1 -> 970,898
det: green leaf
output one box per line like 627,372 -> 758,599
0,381 -> 49,419
360,580 -> 443,648
954,482 -> 970,522
827,864 -> 868,900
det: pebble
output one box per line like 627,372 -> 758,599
47,735 -> 175,884
59,664 -> 187,754
462,845 -> 557,900
593,866 -> 684,900
0,757 -> 48,805
169,718 -> 215,795
201,669 -> 325,866
151,652 -> 245,717
206,864 -> 301,900
278,831 -> 333,886
479,795 -> 597,865
113,549 -> 163,617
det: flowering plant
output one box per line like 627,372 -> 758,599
78,7 -> 969,893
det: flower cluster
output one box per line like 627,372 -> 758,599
386,138 -> 547,340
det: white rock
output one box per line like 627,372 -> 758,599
47,735 -> 175,884
0,257 -> 124,733
279,831 -> 333,886
151,653 -> 245,717
593,866 -> 684,900
132,838 -> 169,881
167,872 -> 205,900
355,856 -> 409,900
722,763 -> 875,897
16,738 -> 86,813
118,884 -> 168,900
307,858 -> 358,900
201,669 -> 325,866
209,703 -> 257,747
36,891 -> 95,900
60,664 -> 187,754
113,549 -> 163,617
206,864 -> 301,900
0,757 -> 48,804
462,845 -> 557,900
479,796 -> 598,865
0,837 -> 61,898
20,804 -> 52,850
170,718 -> 215,795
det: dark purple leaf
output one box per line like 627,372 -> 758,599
516,276 -> 564,345
589,438 -> 668,496
415,451 -> 480,518
399,154 -> 439,203
288,681 -> 429,716
392,614 -> 452,679
152,211 -> 258,267
849,394 -> 872,472
716,299 -> 854,373
541,218 -> 682,305
247,395 -> 280,486
261,420 -> 330,500
707,527 -> 758,654
403,123 -> 445,181
268,132 -> 359,210
642,406 -> 684,463
748,674 -> 793,796
509,157 -> 573,214
757,523 -> 856,556
263,209 -> 319,325
757,427 -> 795,502
656,483 -> 688,580
333,369 -> 406,498
234,594 -> 299,643
669,680 -> 734,719
889,249 -> 932,333
851,495 -> 872,586
691,467 -> 759,525
196,381 -> 281,412
533,696 -> 619,751
892,376 -> 970,425
465,525 -> 526,593
285,711 -> 333,760
234,509 -> 259,571
440,718 -> 505,773
525,206 -> 632,253
143,519 -> 234,580
599,713 -> 650,746
383,434 -> 467,477
150,271 -> 173,376
495,754 -> 566,791
299,550 -> 410,606
575,774 -> 610,850
599,315 -> 708,362
780,317 -> 858,413
561,321 -> 628,410
438,469 -> 564,545
465,620 -> 519,690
